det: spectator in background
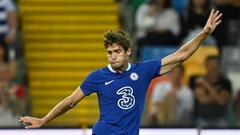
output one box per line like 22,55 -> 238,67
181,0 -> 211,37
3,41 -> 26,113
135,0 -> 180,58
0,63 -> 19,127
192,55 -> 232,127
212,0 -> 240,53
0,78 -> 18,127
149,64 -> 193,127
181,0 -> 217,45
116,0 -> 133,35
0,0 -> 26,116
0,44 -> 9,87
0,0 -> 17,63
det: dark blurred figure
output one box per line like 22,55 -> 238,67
116,0 -> 133,34
181,0 -> 211,37
181,0 -> 217,45
212,0 -> 240,53
0,44 -> 18,126
135,0 -> 180,58
2,43 -> 26,113
191,55 -> 232,127
0,0 -> 17,63
149,65 -> 193,127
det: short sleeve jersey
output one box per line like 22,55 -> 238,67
80,60 -> 161,135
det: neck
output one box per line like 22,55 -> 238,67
114,63 -> 128,74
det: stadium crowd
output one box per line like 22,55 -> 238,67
0,0 -> 27,127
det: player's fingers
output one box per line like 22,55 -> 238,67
25,124 -> 39,129
18,117 -> 28,123
22,120 -> 34,127
215,20 -> 222,26
18,117 -> 23,122
214,13 -> 222,23
213,10 -> 219,19
18,119 -> 23,123
23,122 -> 29,126
20,117 -> 32,123
207,9 -> 215,24
25,125 -> 34,129
209,9 -> 214,19
210,9 -> 214,17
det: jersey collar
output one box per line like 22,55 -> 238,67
107,63 -> 131,73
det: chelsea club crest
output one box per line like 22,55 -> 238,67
130,72 -> 139,81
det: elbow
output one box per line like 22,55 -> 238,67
65,97 -> 76,109
178,52 -> 188,62
182,54 -> 189,61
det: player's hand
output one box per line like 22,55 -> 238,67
202,9 -> 222,35
18,116 -> 45,129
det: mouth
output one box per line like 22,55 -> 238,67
111,61 -> 118,64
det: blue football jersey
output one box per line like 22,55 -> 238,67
80,60 -> 161,135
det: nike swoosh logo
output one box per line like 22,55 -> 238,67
105,80 -> 114,85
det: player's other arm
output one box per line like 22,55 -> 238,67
159,9 -> 222,75
19,87 -> 85,128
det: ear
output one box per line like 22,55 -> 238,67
126,48 -> 131,56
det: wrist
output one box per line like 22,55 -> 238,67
200,29 -> 210,38
41,117 -> 48,125
196,30 -> 209,41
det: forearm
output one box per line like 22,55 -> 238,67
160,9 -> 222,69
161,31 -> 209,68
177,31 -> 209,61
177,9 -> 223,60
41,97 -> 75,125
160,31 -> 208,73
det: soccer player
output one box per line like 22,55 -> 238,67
19,9 -> 222,135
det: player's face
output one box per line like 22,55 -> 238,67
106,44 -> 131,70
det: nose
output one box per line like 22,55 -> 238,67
111,53 -> 117,60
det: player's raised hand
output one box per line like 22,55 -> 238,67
19,116 -> 45,129
203,9 -> 222,35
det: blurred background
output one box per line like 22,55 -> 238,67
0,0 -> 239,130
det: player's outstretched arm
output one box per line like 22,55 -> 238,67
159,9 -> 222,75
19,87 -> 85,128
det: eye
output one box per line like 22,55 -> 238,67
116,50 -> 121,54
107,51 -> 112,55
